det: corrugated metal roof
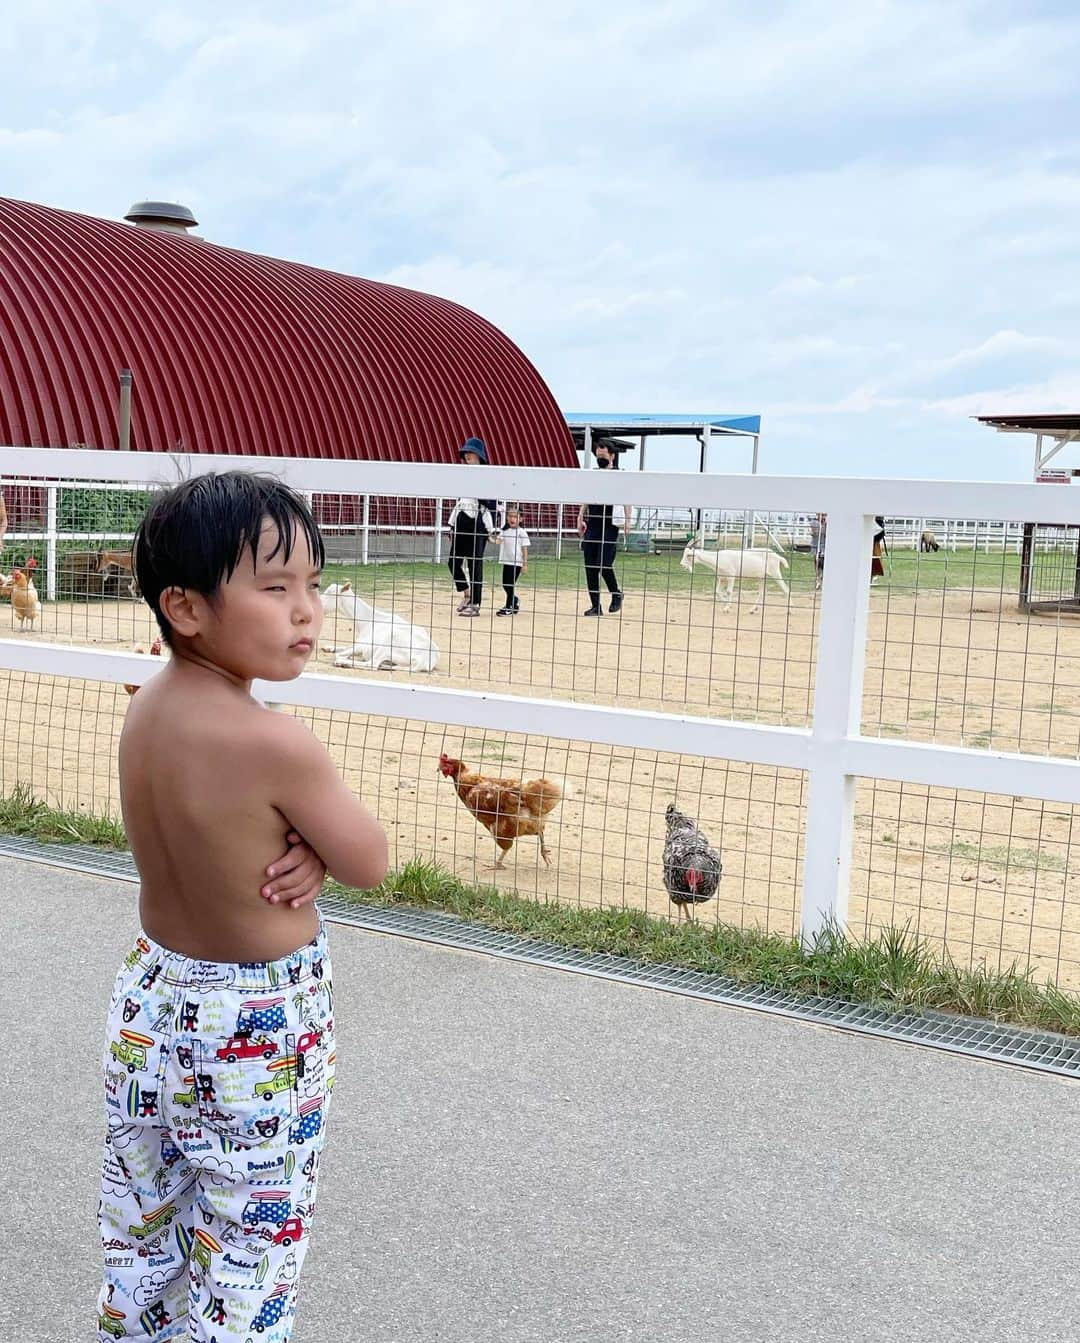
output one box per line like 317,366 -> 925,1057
976,415 -> 1080,435
0,196 -> 576,467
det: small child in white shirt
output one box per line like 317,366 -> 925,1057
496,507 -> 530,615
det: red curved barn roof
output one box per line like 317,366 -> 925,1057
0,196 -> 575,467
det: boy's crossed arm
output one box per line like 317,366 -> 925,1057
268,715 -> 389,896
262,829 -> 327,909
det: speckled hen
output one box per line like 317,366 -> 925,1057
662,803 -> 722,921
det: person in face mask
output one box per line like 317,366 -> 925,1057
576,442 -> 631,616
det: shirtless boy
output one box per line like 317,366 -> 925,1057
96,472 -> 387,1343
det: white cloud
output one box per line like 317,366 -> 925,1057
928,373 -> 1080,419
771,276 -> 826,298
934,330 -> 1068,372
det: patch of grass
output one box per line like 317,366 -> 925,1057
463,738 -> 519,764
322,545 -> 1026,600
4,792 -> 1078,1036
937,839 -> 1067,874
341,858 -> 1080,1036
0,783 -> 127,849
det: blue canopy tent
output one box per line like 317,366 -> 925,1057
564,411 -> 762,473
564,411 -> 771,552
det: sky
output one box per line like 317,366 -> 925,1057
4,0 -> 1080,479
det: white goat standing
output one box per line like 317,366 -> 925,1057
320,582 -> 440,672
680,542 -> 789,613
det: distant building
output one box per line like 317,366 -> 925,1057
0,195 -> 573,466
0,195 -> 575,536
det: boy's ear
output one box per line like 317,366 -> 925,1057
158,586 -> 200,639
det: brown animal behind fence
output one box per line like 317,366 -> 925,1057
96,548 -> 140,599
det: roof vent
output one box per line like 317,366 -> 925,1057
124,201 -> 199,236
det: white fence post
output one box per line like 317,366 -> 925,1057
800,510 -> 874,946
434,498 -> 443,565
361,494 -> 370,566
46,485 -> 58,602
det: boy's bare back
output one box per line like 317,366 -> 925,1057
121,669 -> 318,962
120,471 -> 387,964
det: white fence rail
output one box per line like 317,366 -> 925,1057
4,447 -> 1080,946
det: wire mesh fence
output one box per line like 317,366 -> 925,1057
4,452 -> 1080,990
0,476 -> 820,723
851,780 -> 1080,989
863,516 -> 1080,758
0,669 -> 804,935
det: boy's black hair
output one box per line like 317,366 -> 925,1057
133,471 -> 325,646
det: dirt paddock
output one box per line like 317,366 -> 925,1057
2,576 -> 1080,987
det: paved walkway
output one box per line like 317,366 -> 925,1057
2,855 -> 1078,1342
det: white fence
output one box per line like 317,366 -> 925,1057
3,446 -> 1080,947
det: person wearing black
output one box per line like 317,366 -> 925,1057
809,512 -> 826,588
871,515 -> 886,583
447,437 -> 499,616
576,441 -> 632,616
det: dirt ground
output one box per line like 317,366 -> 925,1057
3,576 -> 1080,988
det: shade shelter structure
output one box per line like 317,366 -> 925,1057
976,414 -> 1080,483
564,411 -> 767,552
976,414 -> 1080,613
565,412 -> 762,473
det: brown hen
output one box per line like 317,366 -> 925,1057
438,753 -> 563,869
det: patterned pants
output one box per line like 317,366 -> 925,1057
96,924 -> 335,1341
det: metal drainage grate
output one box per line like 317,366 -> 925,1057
0,834 -> 140,881
5,835 -> 1080,1081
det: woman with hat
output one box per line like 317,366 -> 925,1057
447,437 -> 500,616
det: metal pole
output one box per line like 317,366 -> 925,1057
741,431 -> 757,547
46,484 -> 57,602
639,433 -> 646,471
555,503 -> 563,560
584,424 -> 593,467
361,494 -> 370,566
434,498 -> 443,565
118,369 -> 133,452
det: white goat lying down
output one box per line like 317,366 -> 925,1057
680,543 -> 789,612
321,582 -> 440,672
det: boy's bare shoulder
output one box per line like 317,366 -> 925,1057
124,680 -> 324,783
244,702 -> 319,761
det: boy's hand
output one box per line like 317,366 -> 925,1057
262,831 -> 327,908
